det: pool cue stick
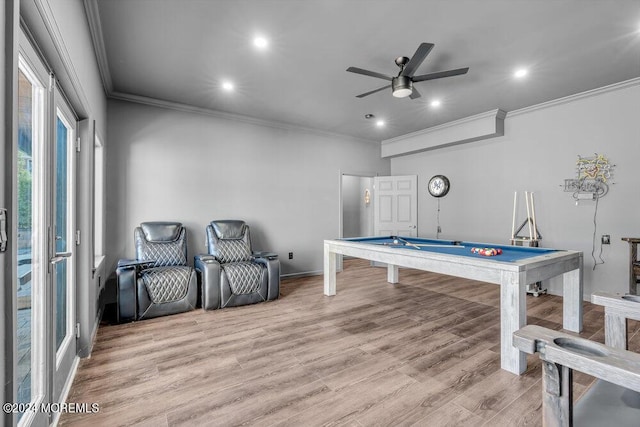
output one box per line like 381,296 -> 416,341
396,236 -> 421,249
413,244 -> 466,248
511,191 -> 517,240
525,191 -> 533,240
530,192 -> 538,240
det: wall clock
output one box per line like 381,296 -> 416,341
428,175 -> 450,198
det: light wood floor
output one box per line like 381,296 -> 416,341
60,259 -> 640,426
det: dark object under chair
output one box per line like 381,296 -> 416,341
195,220 -> 280,310
116,222 -> 197,322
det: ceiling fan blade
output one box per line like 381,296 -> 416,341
401,43 -> 434,77
346,67 -> 393,81
412,67 -> 469,82
409,87 -> 421,100
356,85 -> 391,98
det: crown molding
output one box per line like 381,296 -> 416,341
83,0 -> 113,93
507,77 -> 640,118
25,0 -> 92,117
109,91 -> 378,145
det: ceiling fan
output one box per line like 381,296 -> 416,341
346,42 -> 469,99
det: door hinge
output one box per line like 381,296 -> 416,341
75,230 -> 81,246
75,323 -> 81,339
48,73 -> 54,92
76,136 -> 81,152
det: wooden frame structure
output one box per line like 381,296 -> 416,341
513,325 -> 640,427
621,237 -> 640,295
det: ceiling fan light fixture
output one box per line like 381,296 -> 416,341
392,76 -> 413,98
253,36 -> 269,49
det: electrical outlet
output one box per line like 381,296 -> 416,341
288,252 -> 293,259
437,226 -> 442,233
601,235 -> 610,245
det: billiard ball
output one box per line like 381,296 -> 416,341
393,239 -> 399,244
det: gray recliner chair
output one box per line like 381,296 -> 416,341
195,220 -> 279,310
117,222 -> 197,322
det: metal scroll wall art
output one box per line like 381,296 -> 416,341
563,153 -> 615,204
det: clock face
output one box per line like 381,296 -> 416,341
428,175 -> 450,197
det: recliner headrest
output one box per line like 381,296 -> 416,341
211,220 -> 246,239
140,222 -> 183,242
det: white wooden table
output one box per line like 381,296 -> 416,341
323,238 -> 583,375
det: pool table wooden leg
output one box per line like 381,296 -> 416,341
324,243 -> 336,296
387,264 -> 399,283
501,270 -> 527,375
604,309 -> 627,349
563,255 -> 583,333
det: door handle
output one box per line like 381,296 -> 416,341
50,252 -> 72,264
0,209 -> 7,252
408,225 -> 417,229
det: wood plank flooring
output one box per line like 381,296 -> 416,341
59,259 -> 640,426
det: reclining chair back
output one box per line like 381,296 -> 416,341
136,222 -> 188,267
207,220 -> 252,264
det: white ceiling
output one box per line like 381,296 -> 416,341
91,0 -> 640,141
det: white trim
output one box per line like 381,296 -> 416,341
109,91 -> 378,145
83,0 -> 112,93
93,255 -> 105,271
50,355 -> 80,427
507,77 -> 640,118
381,109 -> 506,157
382,109 -> 506,145
280,270 -> 323,279
29,0 -> 93,117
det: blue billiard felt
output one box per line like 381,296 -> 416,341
341,236 -> 556,262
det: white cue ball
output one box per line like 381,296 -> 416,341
393,239 -> 399,244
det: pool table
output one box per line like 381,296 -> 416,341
323,236 -> 583,375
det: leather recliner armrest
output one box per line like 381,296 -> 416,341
253,255 -> 280,301
116,262 -> 137,322
195,254 -> 221,310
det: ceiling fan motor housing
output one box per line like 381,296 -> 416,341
392,75 -> 413,98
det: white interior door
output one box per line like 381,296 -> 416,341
374,175 -> 418,237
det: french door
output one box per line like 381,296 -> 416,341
16,28 -> 77,427
51,91 -> 77,408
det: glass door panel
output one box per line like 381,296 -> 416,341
17,68 -> 35,419
54,117 -> 69,351
51,93 -> 76,404
17,50 -> 48,426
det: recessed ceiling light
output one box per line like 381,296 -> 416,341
253,36 -> 269,49
430,99 -> 441,108
365,113 -> 375,119
376,120 -> 385,127
514,68 -> 528,79
221,80 -> 234,91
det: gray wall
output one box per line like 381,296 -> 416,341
391,81 -> 640,298
106,99 -> 390,275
